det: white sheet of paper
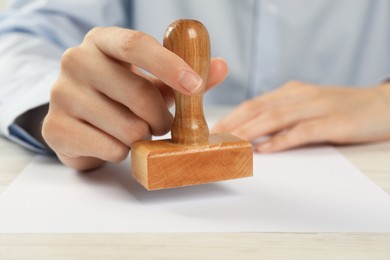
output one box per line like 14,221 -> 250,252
0,145 -> 390,233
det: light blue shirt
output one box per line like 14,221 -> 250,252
0,0 -> 389,152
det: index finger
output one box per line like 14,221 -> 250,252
84,27 -> 203,95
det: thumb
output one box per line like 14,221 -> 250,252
152,57 -> 229,107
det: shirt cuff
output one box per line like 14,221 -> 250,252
8,123 -> 53,155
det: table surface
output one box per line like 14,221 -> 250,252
1,134 -> 390,259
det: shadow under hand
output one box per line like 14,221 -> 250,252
77,159 -> 237,205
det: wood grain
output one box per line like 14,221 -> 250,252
0,233 -> 390,260
131,133 -> 253,190
164,19 -> 210,145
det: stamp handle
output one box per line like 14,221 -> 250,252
163,19 -> 210,145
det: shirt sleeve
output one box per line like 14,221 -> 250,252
0,0 -> 128,152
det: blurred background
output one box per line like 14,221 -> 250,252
0,0 -> 7,10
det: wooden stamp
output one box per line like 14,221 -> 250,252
131,20 -> 253,190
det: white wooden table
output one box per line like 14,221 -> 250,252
0,135 -> 389,259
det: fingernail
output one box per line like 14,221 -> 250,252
178,70 -> 203,94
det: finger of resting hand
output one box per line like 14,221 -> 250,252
211,99 -> 263,133
230,100 -> 328,141
212,82 -> 320,134
43,114 -> 129,163
255,119 -> 328,152
85,27 -> 203,95
79,53 -> 173,136
258,81 -> 322,109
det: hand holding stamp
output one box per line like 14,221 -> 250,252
131,20 -> 253,190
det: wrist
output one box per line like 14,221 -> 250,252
376,81 -> 390,103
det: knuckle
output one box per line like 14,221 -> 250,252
283,80 -> 305,89
84,26 -> 103,42
60,47 -> 84,72
41,114 -> 61,148
119,30 -> 146,54
49,80 -> 74,107
49,82 -> 63,102
41,116 -> 52,142
283,80 -> 321,97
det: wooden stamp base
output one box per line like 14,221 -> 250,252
131,133 -> 253,191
